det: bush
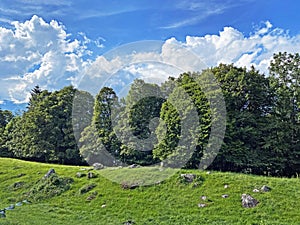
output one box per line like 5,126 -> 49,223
26,174 -> 74,201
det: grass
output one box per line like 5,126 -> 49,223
0,157 -> 299,224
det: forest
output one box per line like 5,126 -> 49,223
0,52 -> 299,177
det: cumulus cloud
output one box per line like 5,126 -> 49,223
1,16 -> 300,105
168,21 -> 300,74
0,15 -> 89,103
78,22 -> 300,98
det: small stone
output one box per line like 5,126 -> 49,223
12,181 -> 25,189
241,194 -> 259,208
222,194 -> 229,198
87,172 -> 97,179
123,220 -> 135,225
201,195 -> 207,201
128,164 -> 138,169
261,185 -> 271,192
44,168 -> 55,179
206,171 -> 211,174
5,204 -> 14,210
198,203 -> 207,208
224,184 -> 229,188
86,195 -> 96,201
76,172 -> 84,178
15,202 -> 22,207
180,174 -> 196,183
93,163 -> 104,170
253,189 -> 260,193
0,210 -> 6,218
22,200 -> 31,204
101,204 -> 106,208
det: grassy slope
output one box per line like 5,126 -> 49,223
0,158 -> 299,225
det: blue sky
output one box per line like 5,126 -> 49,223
0,0 -> 300,111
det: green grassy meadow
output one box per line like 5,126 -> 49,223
0,157 -> 299,225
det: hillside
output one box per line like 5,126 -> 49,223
0,158 -> 299,225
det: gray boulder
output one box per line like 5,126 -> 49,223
87,172 -> 97,179
241,194 -> 259,208
198,203 -> 207,208
261,185 -> 271,192
76,172 -> 85,178
180,174 -> 196,183
5,204 -> 14,210
128,164 -> 139,169
44,168 -> 55,179
93,163 -> 104,170
0,209 -> 6,218
222,194 -> 229,198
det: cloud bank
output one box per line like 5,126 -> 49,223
0,16 -> 300,104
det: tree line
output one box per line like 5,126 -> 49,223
0,52 -> 299,177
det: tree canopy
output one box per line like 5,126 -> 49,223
1,52 -> 299,177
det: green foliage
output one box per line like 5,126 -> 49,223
26,174 -> 74,201
5,86 -> 86,165
115,79 -> 164,165
79,87 -> 121,166
2,52 -> 300,177
267,52 -> 300,176
208,64 -> 275,175
0,109 -> 14,157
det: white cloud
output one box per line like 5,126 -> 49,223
0,15 -> 89,103
166,21 -> 300,74
78,22 -> 300,98
1,16 -> 300,105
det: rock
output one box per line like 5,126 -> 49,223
201,195 -> 207,201
261,185 -> 271,192
198,203 -> 207,208
224,184 -> 229,189
206,171 -> 211,174
76,172 -> 85,178
15,202 -> 22,207
180,174 -> 196,183
121,182 -> 140,190
253,189 -> 260,193
222,194 -> 229,198
44,168 -> 55,179
12,181 -> 25,189
101,204 -> 106,208
87,172 -> 97,179
241,194 -> 259,208
128,164 -> 138,169
22,199 -> 31,204
123,220 -> 135,225
5,204 -> 14,210
93,163 -> 104,170
0,209 -> 6,218
86,195 -> 96,201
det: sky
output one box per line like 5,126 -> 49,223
1,0 -> 300,112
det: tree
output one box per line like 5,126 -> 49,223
115,79 -> 164,165
268,52 -> 300,176
153,73 -> 210,168
93,87 -> 121,164
207,64 -> 275,174
27,85 -> 42,110
72,90 -> 94,144
0,109 -> 14,157
7,86 -> 85,165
